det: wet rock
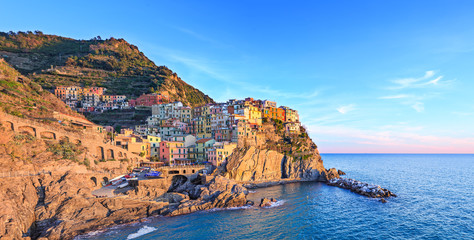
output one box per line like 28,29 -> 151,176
380,198 -> 387,203
337,170 -> 346,175
259,198 -> 272,207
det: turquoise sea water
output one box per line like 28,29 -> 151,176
80,154 -> 474,239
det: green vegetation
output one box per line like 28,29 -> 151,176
265,119 -> 317,162
0,58 -> 77,118
47,140 -> 83,161
12,134 -> 36,145
0,31 -> 214,107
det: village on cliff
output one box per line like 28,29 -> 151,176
54,86 -> 302,168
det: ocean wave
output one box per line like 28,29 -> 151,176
264,200 -> 285,208
126,226 -> 157,239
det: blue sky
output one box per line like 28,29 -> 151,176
2,0 -> 474,153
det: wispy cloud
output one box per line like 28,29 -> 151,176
337,104 -> 356,114
412,102 -> 424,112
380,70 -> 455,113
388,70 -> 450,90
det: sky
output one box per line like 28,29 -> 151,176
1,0 -> 474,153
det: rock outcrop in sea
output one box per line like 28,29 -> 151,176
327,178 -> 397,199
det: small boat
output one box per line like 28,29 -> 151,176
145,171 -> 162,178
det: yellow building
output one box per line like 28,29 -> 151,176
281,106 -> 299,122
247,105 -> 262,124
180,107 -> 192,123
209,142 -> 237,166
147,135 -> 162,157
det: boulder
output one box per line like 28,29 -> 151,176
337,169 -> 346,175
325,168 -> 340,180
259,198 -> 272,207
157,193 -> 189,203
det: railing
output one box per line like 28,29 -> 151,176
159,164 -> 210,169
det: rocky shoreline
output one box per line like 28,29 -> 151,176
73,171 -> 398,238
327,177 -> 397,202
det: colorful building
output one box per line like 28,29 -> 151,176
208,142 -> 237,166
129,93 -> 169,107
159,141 -> 187,166
195,138 -> 215,162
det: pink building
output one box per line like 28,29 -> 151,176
210,106 -> 223,114
214,128 -> 232,142
129,93 -> 169,107
159,141 -> 187,166
185,120 -> 196,135
207,149 -> 216,165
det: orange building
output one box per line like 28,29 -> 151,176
262,107 -> 285,121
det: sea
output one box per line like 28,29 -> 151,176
78,154 -> 473,239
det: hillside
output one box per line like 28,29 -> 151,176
0,58 -> 80,119
0,31 -> 214,107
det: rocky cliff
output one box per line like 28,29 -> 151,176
224,119 -> 334,183
225,146 -> 327,182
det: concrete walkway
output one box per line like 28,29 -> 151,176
91,185 -> 116,197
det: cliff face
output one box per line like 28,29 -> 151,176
225,146 -> 327,182
224,120 -> 331,183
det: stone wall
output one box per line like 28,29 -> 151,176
0,112 -> 146,166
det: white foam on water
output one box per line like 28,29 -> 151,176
267,200 -> 285,208
126,225 -> 157,239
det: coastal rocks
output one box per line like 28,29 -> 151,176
0,177 -> 40,240
126,178 -> 171,200
338,170 -> 346,175
156,192 -> 189,203
259,197 -> 277,207
166,176 -> 249,216
327,178 -> 396,199
260,198 -> 272,207
325,168 -> 340,180
225,146 -> 327,182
